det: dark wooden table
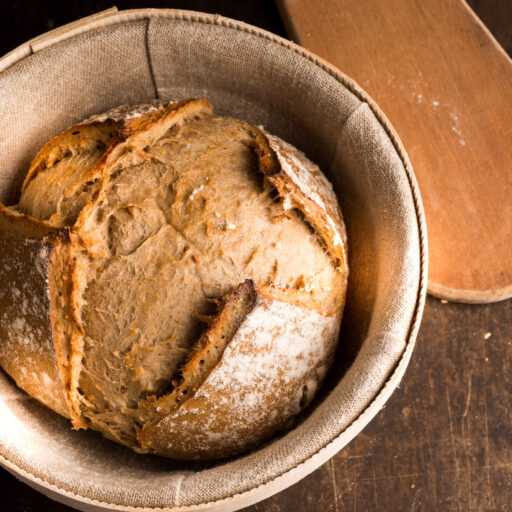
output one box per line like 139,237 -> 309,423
1,1 -> 511,511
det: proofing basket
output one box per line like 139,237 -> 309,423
0,8 -> 427,512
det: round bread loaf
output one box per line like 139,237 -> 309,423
0,99 -> 348,459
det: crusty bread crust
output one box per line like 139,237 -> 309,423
0,99 -> 348,459
81,99 -> 172,125
0,205 -> 71,417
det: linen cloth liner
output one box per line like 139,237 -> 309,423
0,10 -> 426,509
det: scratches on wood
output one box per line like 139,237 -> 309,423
483,377 -> 496,509
426,425 -> 438,506
371,467 -> 378,510
462,372 -> 472,418
446,389 -> 463,511
461,372 -> 473,509
329,458 -> 340,512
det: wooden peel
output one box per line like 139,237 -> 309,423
277,0 -> 512,303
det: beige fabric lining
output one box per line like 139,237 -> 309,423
0,9 -> 427,510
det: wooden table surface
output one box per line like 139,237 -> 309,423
1,1 -> 511,511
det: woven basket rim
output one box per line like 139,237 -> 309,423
0,8 -> 428,511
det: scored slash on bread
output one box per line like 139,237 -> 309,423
137,281 -> 341,460
20,120 -> 124,227
142,279 -> 258,418
248,128 -> 347,270
0,99 -> 348,459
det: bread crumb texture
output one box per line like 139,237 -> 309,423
0,99 -> 348,459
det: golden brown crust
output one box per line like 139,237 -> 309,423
72,98 -> 213,257
21,119 -> 123,193
48,237 -> 88,429
0,203 -> 60,238
120,98 -> 208,140
0,99 -> 348,460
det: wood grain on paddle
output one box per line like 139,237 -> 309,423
278,0 -> 512,303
